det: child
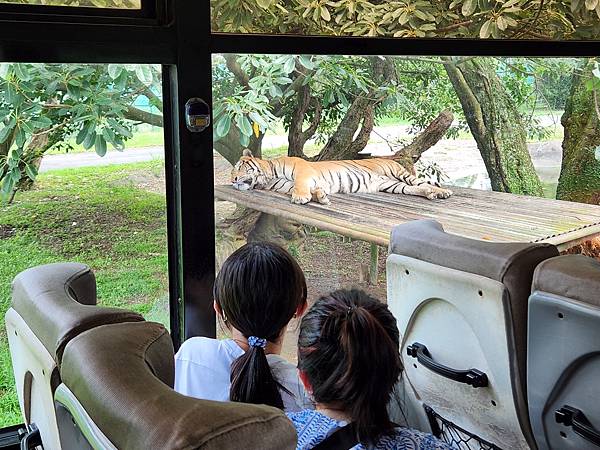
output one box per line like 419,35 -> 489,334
174,242 -> 312,412
288,289 -> 453,449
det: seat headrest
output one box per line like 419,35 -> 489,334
389,219 -> 558,283
533,254 -> 600,307
11,262 -> 143,363
60,321 -> 297,450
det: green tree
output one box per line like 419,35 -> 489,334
557,59 -> 600,204
445,57 -> 543,195
0,63 -> 161,202
3,0 -> 139,7
212,0 -> 600,40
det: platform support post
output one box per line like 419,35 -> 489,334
370,243 -> 379,285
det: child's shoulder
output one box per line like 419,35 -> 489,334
176,337 -> 242,362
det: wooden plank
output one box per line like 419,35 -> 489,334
214,185 -> 600,247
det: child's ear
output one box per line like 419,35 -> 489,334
298,370 -> 313,395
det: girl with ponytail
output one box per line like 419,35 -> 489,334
289,289 -> 452,449
174,242 -> 312,412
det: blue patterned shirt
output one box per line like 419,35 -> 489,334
287,410 -> 454,450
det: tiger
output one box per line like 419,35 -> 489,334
231,149 -> 452,205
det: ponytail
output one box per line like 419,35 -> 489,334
340,305 -> 401,441
230,345 -> 285,409
214,242 -> 307,410
298,289 -> 402,444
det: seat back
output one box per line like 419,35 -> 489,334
5,262 -> 143,450
56,321 -> 297,450
528,255 -> 600,450
387,219 -> 558,449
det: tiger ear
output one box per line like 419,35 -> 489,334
242,149 -> 253,157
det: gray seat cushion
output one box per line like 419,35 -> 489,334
532,254 -> 600,307
11,262 -> 143,363
60,321 -> 297,450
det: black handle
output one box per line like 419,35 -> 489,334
406,342 -> 488,388
20,423 -> 42,450
556,405 -> 600,446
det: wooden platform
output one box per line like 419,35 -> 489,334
215,185 -> 600,251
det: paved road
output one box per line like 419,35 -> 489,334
39,146 -> 165,172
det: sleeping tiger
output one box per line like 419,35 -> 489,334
231,149 -> 452,205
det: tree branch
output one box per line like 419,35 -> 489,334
224,54 -> 250,89
124,106 -> 163,127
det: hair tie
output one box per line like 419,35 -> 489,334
248,336 -> 267,349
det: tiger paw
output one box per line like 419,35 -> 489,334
424,186 -> 452,200
436,188 -> 453,199
291,194 -> 311,205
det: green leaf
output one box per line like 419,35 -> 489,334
0,117 -> 16,144
83,130 -> 97,150
320,6 -> 331,21
76,121 -> 95,145
299,55 -> 315,70
239,132 -> 250,147
480,19 -> 493,38
13,64 -> 31,81
135,65 -> 153,86
24,162 -> 38,181
108,64 -> 123,80
496,15 -> 507,31
107,118 -> 133,138
256,0 -> 271,8
312,5 -> 320,22
29,116 -> 53,130
114,70 -> 129,91
413,9 -> 428,20
95,134 -> 107,157
236,115 -> 253,137
215,114 -> 231,139
461,0 -> 476,16
14,128 -> 26,148
0,64 -> 9,79
585,0 -> 598,10
284,57 -> 296,74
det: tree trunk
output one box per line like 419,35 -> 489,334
288,82 -> 321,158
360,109 -> 454,171
557,59 -> 600,204
444,57 -> 543,196
315,57 -> 395,161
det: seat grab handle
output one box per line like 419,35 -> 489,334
406,342 -> 488,388
556,405 -> 600,446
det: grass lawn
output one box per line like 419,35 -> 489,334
0,160 -> 169,427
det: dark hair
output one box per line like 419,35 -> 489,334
297,289 -> 402,443
214,242 -> 307,409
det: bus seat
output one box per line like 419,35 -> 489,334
5,262 -> 143,450
55,321 -> 297,450
387,219 -> 558,449
528,255 -> 600,450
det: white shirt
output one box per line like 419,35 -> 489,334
174,337 -> 313,412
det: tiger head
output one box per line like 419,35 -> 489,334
231,149 -> 271,191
